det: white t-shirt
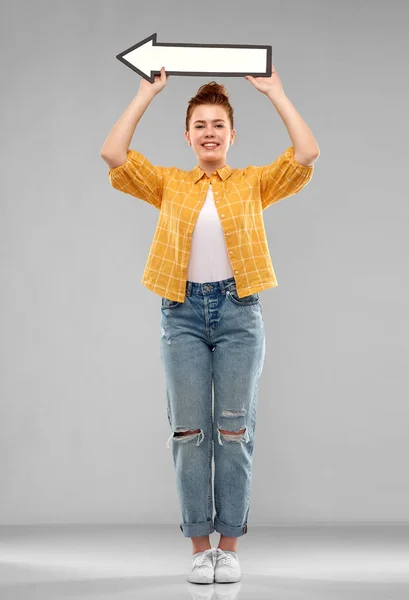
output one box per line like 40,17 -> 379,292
187,184 -> 234,283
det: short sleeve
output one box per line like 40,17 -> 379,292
258,146 -> 314,211
108,149 -> 164,210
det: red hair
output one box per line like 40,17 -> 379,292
185,81 -> 234,132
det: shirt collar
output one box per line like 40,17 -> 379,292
189,163 -> 233,183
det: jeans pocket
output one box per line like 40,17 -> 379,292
161,297 -> 182,309
226,289 -> 260,306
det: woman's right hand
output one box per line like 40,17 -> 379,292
139,67 -> 169,96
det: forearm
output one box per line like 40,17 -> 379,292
100,90 -> 156,159
268,92 -> 319,159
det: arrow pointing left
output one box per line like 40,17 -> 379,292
116,33 -> 272,83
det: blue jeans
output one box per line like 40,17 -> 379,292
160,276 -> 265,538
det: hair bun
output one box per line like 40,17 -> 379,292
196,81 -> 229,98
185,81 -> 234,132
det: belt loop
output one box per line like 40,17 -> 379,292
243,524 -> 247,534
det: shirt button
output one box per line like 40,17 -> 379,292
225,232 -> 229,236
235,270 -> 239,274
221,214 -> 225,218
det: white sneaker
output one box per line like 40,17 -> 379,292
187,548 -> 215,584
214,548 -> 241,583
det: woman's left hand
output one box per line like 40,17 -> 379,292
245,64 -> 284,98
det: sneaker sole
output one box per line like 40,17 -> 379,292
188,573 -> 214,584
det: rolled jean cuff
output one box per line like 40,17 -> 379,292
180,520 -> 214,537
214,516 -> 248,537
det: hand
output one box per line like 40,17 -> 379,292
139,67 -> 169,96
245,64 -> 284,98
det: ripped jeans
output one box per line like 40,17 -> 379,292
160,276 -> 265,538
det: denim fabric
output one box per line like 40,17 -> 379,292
160,276 -> 265,538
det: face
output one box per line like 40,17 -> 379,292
185,104 -> 235,175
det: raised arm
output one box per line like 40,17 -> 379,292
100,67 -> 169,168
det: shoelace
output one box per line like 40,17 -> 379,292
193,548 -> 215,568
215,548 -> 233,565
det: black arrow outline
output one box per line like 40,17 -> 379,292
116,33 -> 272,83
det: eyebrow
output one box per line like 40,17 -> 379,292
193,119 -> 226,124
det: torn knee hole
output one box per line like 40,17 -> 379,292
168,428 -> 205,447
219,428 -> 246,435
217,425 -> 248,445
174,429 -> 201,437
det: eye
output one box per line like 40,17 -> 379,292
195,124 -> 224,128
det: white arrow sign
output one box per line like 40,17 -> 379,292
116,33 -> 272,83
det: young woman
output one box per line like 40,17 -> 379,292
101,66 -> 319,584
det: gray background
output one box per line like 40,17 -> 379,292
1,0 -> 408,527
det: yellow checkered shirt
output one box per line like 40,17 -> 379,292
108,146 -> 314,302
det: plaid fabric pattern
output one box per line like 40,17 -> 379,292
108,146 -> 314,302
